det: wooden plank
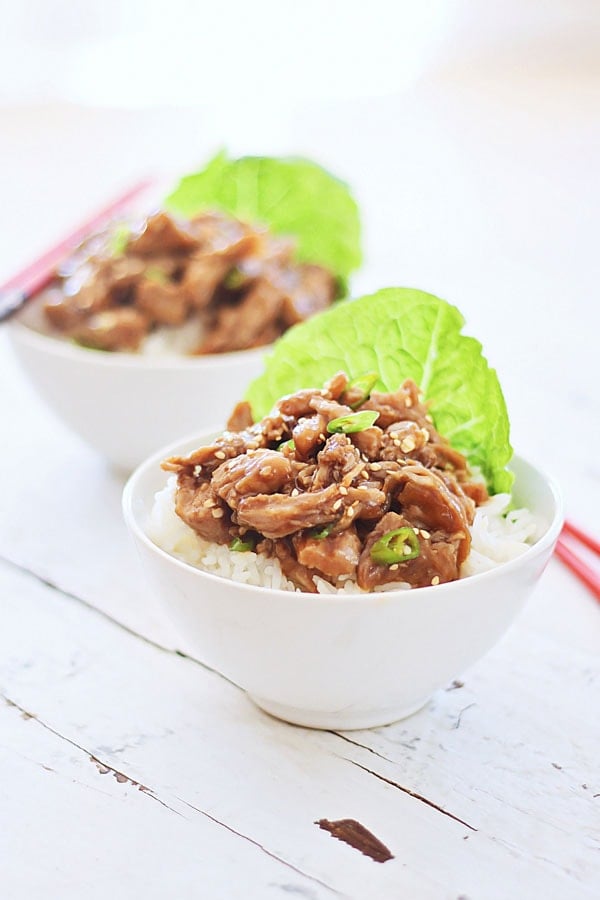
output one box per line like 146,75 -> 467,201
1,706 -> 339,900
2,562 -> 598,898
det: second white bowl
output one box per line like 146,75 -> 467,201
9,317 -> 266,471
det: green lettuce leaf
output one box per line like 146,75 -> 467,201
164,151 -> 361,283
245,288 -> 513,494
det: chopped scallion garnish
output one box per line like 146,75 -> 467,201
230,537 -> 255,552
224,267 -> 246,290
109,223 -> 130,257
327,410 -> 379,434
343,372 -> 379,409
144,266 -> 169,284
310,523 -> 335,541
370,527 -> 420,564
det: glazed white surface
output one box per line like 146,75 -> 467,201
1,71 -> 599,898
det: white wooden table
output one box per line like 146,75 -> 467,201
1,77 -> 599,898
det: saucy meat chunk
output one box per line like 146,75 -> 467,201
43,210 -> 338,354
164,374 -> 490,592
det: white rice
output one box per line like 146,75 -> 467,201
460,492 -> 540,577
141,316 -> 205,356
148,477 -> 541,594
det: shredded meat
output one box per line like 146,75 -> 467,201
278,264 -> 338,326
163,374 -> 490,591
70,308 -> 149,351
212,450 -> 294,508
174,475 -> 233,544
43,210 -> 338,353
235,483 -> 348,539
292,413 -> 328,460
226,401 -> 254,432
310,433 -> 363,490
198,278 -> 284,353
269,540 -> 322,593
293,526 -> 361,579
357,512 -> 461,590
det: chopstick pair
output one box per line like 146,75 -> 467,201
555,520 -> 600,603
0,178 -> 153,322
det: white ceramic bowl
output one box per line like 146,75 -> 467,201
123,433 -> 563,730
8,311 -> 266,471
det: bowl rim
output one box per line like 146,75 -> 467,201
8,316 -> 270,371
122,429 -> 564,606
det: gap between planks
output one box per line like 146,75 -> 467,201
2,694 -> 342,897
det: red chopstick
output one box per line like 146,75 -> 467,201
561,519 -> 600,556
555,520 -> 600,603
0,177 -> 153,321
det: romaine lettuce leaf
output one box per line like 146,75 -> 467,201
245,288 -> 513,494
164,151 -> 361,283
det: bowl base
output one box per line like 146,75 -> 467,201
248,694 -> 432,731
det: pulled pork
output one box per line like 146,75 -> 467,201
163,374 -> 489,593
43,211 -> 337,353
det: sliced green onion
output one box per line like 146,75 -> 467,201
144,266 -> 169,284
310,523 -> 335,541
230,537 -> 255,552
277,439 -> 295,452
109,223 -> 130,256
343,372 -> 379,409
327,410 -> 379,434
370,527 -> 420,565
224,267 -> 246,290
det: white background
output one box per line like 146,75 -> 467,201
1,4 -> 599,898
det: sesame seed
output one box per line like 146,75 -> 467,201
333,499 -> 343,511
339,485 -> 348,495
393,438 -> 402,447
405,397 -> 413,408
347,506 -> 355,517
401,438 -> 416,453
431,575 -> 440,585
420,529 -> 431,539
291,488 -> 299,497
360,470 -> 369,479
259,466 -> 272,476
318,433 -> 326,441
390,563 -> 399,571
203,499 -> 216,508
425,414 -> 433,423
403,545 -> 413,555
193,464 -> 202,477
212,508 -> 224,518
214,450 -> 226,460
370,463 -> 381,471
